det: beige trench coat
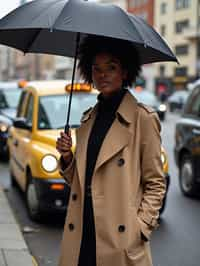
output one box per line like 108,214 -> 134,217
58,91 -> 166,266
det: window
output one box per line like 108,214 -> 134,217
176,0 -> 191,10
175,45 -> 189,55
161,2 -> 167,14
175,67 -> 188,76
184,87 -> 200,116
175,20 -> 189,33
160,65 -> 165,77
24,94 -> 34,128
161,25 -> 166,36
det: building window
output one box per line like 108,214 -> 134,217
175,0 -> 191,10
175,67 -> 188,76
175,20 -> 189,33
161,25 -> 166,36
161,2 -> 167,14
175,44 -> 189,55
160,65 -> 165,77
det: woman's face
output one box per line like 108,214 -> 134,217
92,53 -> 127,97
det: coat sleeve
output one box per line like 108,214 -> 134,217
58,155 -> 76,186
138,110 -> 166,240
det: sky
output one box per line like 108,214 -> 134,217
0,0 -> 20,18
0,0 -> 33,19
0,0 -> 99,19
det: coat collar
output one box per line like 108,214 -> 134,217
75,90 -> 138,193
81,90 -> 137,124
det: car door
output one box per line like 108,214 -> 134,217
11,91 -> 34,190
182,86 -> 200,176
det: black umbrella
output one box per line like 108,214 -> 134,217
0,0 -> 178,131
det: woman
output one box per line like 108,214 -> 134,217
56,36 -> 166,266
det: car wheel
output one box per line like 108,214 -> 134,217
180,154 -> 198,197
10,172 -> 17,187
26,172 -> 41,221
159,175 -> 170,215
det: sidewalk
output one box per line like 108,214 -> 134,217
0,186 -> 37,266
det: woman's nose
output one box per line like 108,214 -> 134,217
100,71 -> 106,77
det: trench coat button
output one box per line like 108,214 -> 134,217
118,225 -> 126,232
72,193 -> 77,201
68,223 -> 74,231
118,158 -> 125,166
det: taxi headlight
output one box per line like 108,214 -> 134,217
41,155 -> 58,172
158,104 -> 167,112
0,123 -> 8,133
161,153 -> 166,165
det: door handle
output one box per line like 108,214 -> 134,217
13,139 -> 18,147
192,128 -> 200,135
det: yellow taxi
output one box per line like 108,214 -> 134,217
8,80 -> 169,221
8,80 -> 98,221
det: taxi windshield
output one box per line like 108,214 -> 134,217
38,92 -> 97,130
0,89 -> 21,109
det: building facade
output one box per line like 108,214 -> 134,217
127,0 -> 155,91
127,0 -> 154,25
154,0 -> 200,92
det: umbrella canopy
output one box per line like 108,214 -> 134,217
0,0 -> 178,131
0,0 -> 177,64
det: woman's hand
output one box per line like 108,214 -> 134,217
56,131 -> 73,165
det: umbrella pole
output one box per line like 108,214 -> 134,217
65,33 -> 80,133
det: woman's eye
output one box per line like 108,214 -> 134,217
108,65 -> 116,70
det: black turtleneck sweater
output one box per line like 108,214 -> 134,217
78,89 -> 127,266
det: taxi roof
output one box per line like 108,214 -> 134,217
25,80 -> 68,96
24,80 -> 99,96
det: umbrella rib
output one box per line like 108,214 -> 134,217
27,0 -> 65,30
24,29 -> 42,54
116,6 -> 145,44
51,0 -> 72,30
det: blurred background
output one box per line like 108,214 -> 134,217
0,1 -> 200,266
1,0 -> 200,95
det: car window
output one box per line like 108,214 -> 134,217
184,86 -> 200,117
38,93 -> 97,129
24,94 -> 34,128
0,89 -> 21,109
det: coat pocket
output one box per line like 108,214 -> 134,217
124,244 -> 152,266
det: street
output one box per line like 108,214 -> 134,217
0,112 -> 199,266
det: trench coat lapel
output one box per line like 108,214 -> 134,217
94,91 -> 137,173
75,91 -> 137,191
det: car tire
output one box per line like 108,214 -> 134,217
159,175 -> 170,215
10,171 -> 17,187
179,154 -> 198,197
26,172 -> 42,221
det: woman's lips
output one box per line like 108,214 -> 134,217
99,81 -> 110,87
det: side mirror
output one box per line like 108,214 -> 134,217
13,118 -> 32,130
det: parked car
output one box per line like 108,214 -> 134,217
8,82 -> 170,221
174,84 -> 200,197
8,80 -> 98,221
129,88 -> 167,121
0,81 -> 22,159
168,90 -> 189,112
